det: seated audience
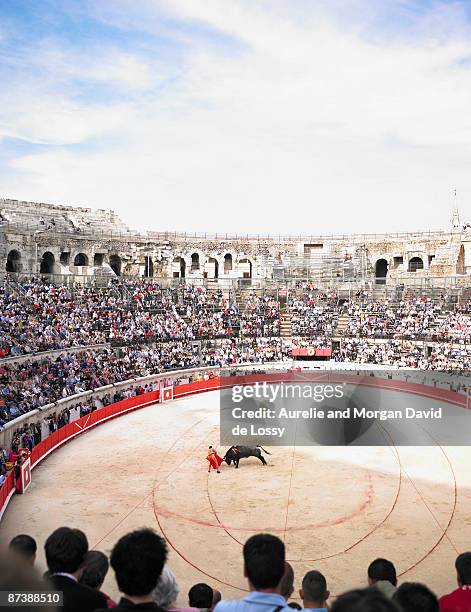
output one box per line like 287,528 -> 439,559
439,552 -> 471,612
9,533 -> 37,566
367,558 -> 397,599
104,528 -> 168,612
393,582 -> 439,612
215,533 -> 287,612
45,526 -> 107,612
299,570 -> 329,612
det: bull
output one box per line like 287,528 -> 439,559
223,445 -> 271,468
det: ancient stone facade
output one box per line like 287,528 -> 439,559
1,198 -> 470,285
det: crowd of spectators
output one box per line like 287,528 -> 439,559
1,528 -> 470,612
1,278 -> 470,360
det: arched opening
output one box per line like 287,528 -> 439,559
457,245 -> 465,275
191,253 -> 200,271
173,257 -> 186,278
208,257 -> 219,279
6,250 -> 21,273
239,258 -> 252,278
224,253 -> 233,273
94,253 -> 104,267
74,253 -> 89,267
144,256 -> 154,277
60,252 -> 70,266
40,251 -> 55,274
109,255 -> 122,276
375,259 -> 388,284
408,257 -> 424,272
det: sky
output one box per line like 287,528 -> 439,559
0,0 -> 471,234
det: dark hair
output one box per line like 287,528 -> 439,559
393,582 -> 438,612
331,588 -> 401,612
110,528 -> 167,596
243,533 -> 285,590
188,583 -> 213,608
456,552 -> 471,585
302,570 -> 327,603
80,551 -> 109,589
280,562 -> 294,598
9,534 -> 37,559
368,558 -> 397,586
44,527 -> 88,574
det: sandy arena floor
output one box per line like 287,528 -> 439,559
1,390 -> 471,603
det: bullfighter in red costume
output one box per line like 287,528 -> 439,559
206,446 -> 223,473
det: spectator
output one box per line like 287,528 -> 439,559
280,563 -> 295,601
153,566 -> 198,612
45,526 -> 107,612
439,552 -> 471,612
80,550 -> 116,608
299,570 -> 329,612
367,558 -> 397,599
211,590 -> 222,611
9,534 -> 37,566
393,582 -> 438,612
105,528 -> 168,612
331,588 -> 400,611
215,533 -> 287,612
188,584 -> 214,611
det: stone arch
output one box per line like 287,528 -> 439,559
208,257 -> 219,279
60,252 -> 70,266
408,256 -> 424,272
375,258 -> 388,284
40,251 -> 55,274
144,256 -> 154,277
457,245 -> 465,275
224,253 -> 233,273
109,254 -> 122,276
94,253 -> 104,267
74,253 -> 89,267
191,252 -> 200,272
173,256 -> 186,278
6,250 -> 21,273
239,258 -> 252,278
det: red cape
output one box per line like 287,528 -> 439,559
206,451 -> 223,469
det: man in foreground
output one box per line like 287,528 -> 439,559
215,533 -> 287,612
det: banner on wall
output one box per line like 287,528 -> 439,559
20,458 -> 32,494
160,385 -> 174,403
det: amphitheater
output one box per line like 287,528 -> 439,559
0,197 -> 470,606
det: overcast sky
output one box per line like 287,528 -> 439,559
0,0 -> 470,234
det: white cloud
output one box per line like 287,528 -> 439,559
2,0 -> 471,233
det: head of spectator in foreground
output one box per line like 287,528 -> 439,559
9,534 -> 37,566
243,534 -> 285,593
299,570 -> 329,610
456,552 -> 471,587
392,582 -> 438,612
331,588 -> 400,612
279,562 -> 294,600
0,549 -> 57,612
79,550 -> 109,590
211,589 -> 221,610
367,558 -> 397,599
188,583 -> 213,609
111,528 -> 168,605
44,527 -> 88,578
152,567 -> 180,610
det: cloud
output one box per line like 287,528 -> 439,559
1,0 -> 471,233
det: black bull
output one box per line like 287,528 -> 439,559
223,445 -> 271,468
